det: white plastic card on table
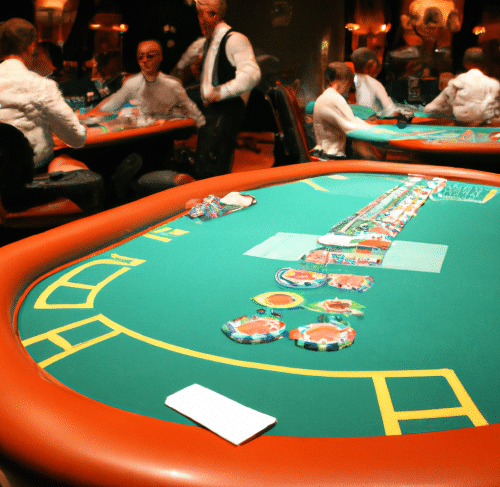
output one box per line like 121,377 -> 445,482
165,384 -> 277,445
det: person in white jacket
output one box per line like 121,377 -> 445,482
351,48 -> 399,119
82,39 -> 205,178
423,69 -> 500,125
88,40 -> 205,129
0,18 -> 87,170
311,62 -> 371,159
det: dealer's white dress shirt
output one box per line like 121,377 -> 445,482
174,22 -> 261,105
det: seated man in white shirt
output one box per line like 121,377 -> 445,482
311,62 -> 371,160
87,40 -> 205,128
83,40 -> 205,179
351,48 -> 399,119
423,68 -> 500,125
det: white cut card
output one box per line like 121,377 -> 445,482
165,384 -> 276,445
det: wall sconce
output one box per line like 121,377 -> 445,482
345,23 -> 361,31
89,23 -> 128,33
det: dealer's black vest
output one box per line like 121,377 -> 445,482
212,29 -> 236,87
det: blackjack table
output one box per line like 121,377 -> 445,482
53,116 -> 196,151
1,161 -> 500,486
348,122 -> 500,169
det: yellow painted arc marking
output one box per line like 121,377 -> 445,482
372,375 -> 401,436
23,314 -> 488,434
151,226 -> 172,233
23,314 -> 457,380
395,407 -> 474,421
38,330 -> 121,369
143,234 -> 172,243
35,267 -> 130,309
301,179 -> 329,192
34,255 -> 146,310
48,334 -> 73,351
60,282 -> 95,290
482,189 -> 497,203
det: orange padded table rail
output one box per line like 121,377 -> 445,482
53,117 -> 196,150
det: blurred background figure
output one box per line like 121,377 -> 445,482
351,47 -> 399,118
462,46 -> 489,73
26,41 -> 58,78
94,49 -> 125,98
423,68 -> 500,125
311,62 -> 371,160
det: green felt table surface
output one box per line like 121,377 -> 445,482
348,124 -> 500,145
17,173 -> 500,439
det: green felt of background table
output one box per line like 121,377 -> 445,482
348,124 -> 500,146
18,173 -> 500,439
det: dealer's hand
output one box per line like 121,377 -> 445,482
203,86 -> 223,106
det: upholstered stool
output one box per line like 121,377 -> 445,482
132,170 -> 195,198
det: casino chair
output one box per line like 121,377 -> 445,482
267,81 -> 320,166
0,123 -> 105,230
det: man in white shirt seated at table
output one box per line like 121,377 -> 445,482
82,39 -> 205,178
311,62 -> 372,160
0,18 -> 87,173
84,40 -> 205,128
351,47 -> 399,119
423,68 -> 500,126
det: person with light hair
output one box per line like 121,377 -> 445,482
351,47 -> 398,118
311,62 -> 371,160
424,69 -> 500,125
172,0 -> 261,179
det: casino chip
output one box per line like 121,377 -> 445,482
275,267 -> 328,288
303,297 -> 365,315
327,274 -> 374,292
222,315 -> 286,344
289,321 -> 356,351
252,291 -> 304,309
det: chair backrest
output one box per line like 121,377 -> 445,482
0,123 -> 35,211
267,81 -> 319,165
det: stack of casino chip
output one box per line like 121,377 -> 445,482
188,195 -> 224,220
289,321 -> 356,352
222,315 -> 286,344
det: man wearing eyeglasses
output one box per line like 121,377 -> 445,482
172,0 -> 261,179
